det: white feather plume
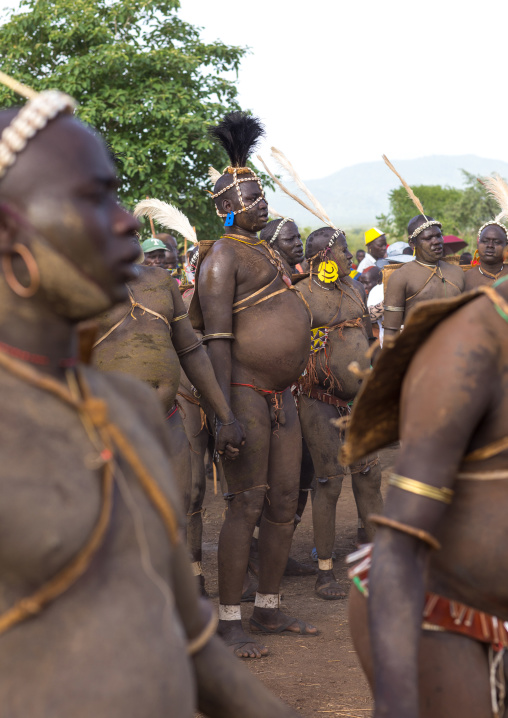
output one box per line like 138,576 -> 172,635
268,204 -> 284,218
133,199 -> 197,244
256,154 -> 334,228
208,166 -> 222,185
270,147 -> 334,226
481,174 -> 508,223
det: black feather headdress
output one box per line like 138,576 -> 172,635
209,112 -> 265,168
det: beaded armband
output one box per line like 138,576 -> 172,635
176,338 -> 203,357
170,313 -> 188,324
187,610 -> 219,656
384,306 -> 405,312
202,333 -> 235,343
369,514 -> 441,550
389,473 -> 453,504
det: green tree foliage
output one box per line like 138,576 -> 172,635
0,0 -> 250,241
377,171 -> 502,247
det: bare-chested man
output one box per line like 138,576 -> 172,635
296,228 -> 383,599
344,271 -> 508,718
384,215 -> 465,340
193,112 -> 317,658
93,256 -> 244,511
0,84 -> 297,717
465,223 -> 508,289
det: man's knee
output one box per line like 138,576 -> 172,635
263,485 -> 299,523
314,473 -> 345,502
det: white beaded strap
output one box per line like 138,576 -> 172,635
210,165 -> 265,218
477,220 -> 508,240
409,219 -> 442,241
269,217 -> 293,244
0,90 -> 76,181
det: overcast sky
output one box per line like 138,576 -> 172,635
179,0 -> 508,179
1,0 -> 507,180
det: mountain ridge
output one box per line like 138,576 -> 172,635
265,155 -> 508,228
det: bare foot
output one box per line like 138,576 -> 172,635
250,606 -> 318,635
218,619 -> 269,659
315,569 -> 347,600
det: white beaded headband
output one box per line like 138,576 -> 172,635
476,176 -> 508,240
269,217 -> 294,245
0,71 -> 76,182
477,220 -> 508,240
409,219 -> 442,242
210,166 -> 265,218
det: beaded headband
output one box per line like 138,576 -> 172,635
477,220 -> 508,240
269,217 -> 294,245
476,175 -> 508,241
0,72 -> 76,182
409,219 -> 442,242
210,166 -> 265,219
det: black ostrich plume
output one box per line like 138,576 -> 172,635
209,111 -> 265,168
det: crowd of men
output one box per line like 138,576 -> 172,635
0,79 -> 507,718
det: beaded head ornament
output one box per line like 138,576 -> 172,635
0,70 -> 76,183
382,155 -> 442,242
476,175 -> 508,240
268,217 -> 295,245
257,147 -> 346,249
208,112 -> 266,222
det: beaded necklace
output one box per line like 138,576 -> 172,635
0,340 -> 76,368
479,264 -> 506,281
222,234 -> 292,286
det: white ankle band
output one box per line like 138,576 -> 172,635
219,605 -> 241,621
318,558 -> 333,571
191,561 -> 202,576
254,593 -> 280,609
253,526 -> 260,539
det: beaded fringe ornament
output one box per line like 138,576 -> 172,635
382,155 -> 441,241
0,70 -> 76,181
133,199 -> 198,245
257,148 -> 345,248
208,112 -> 266,219
208,165 -> 281,218
477,174 -> 508,239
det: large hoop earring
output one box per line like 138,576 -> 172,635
2,243 -> 40,298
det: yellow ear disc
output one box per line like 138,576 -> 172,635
317,261 -> 339,283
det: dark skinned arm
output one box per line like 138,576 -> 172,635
170,542 -> 297,718
169,278 -> 244,458
369,301 -> 495,718
382,270 -> 406,342
197,245 -> 237,405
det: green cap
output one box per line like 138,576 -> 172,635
140,237 -> 167,253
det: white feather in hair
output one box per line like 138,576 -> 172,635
256,154 -> 334,228
208,166 -> 222,185
481,174 -> 508,223
268,205 -> 284,218
133,199 -> 197,244
270,147 -> 334,227
382,154 -> 427,218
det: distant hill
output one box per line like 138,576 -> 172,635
265,155 -> 508,228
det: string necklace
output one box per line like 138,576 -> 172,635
0,340 -> 77,368
221,234 -> 264,246
479,264 -> 506,280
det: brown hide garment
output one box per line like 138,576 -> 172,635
341,286 -> 508,465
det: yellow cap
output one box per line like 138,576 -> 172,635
365,227 -> 384,245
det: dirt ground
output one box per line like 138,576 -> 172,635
199,445 -> 398,718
